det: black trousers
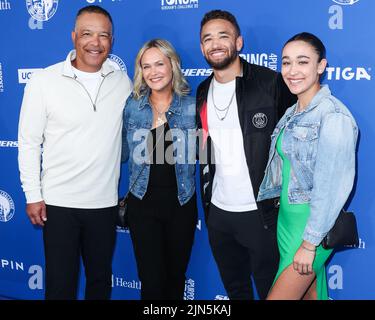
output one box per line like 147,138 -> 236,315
207,203 -> 279,300
43,205 -> 117,300
127,192 -> 197,300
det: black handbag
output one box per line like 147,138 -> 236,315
322,209 -> 359,249
117,193 -> 130,229
117,126 -> 164,229
117,165 -> 146,229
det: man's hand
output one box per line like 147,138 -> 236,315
26,201 -> 47,226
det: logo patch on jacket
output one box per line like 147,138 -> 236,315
245,108 -> 274,134
252,112 -> 268,129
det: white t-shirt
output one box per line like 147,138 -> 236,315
207,77 -> 258,212
72,66 -> 102,101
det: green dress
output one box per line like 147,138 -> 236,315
273,129 -> 333,300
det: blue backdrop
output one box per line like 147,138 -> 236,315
0,0 -> 373,300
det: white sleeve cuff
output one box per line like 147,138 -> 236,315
25,189 -> 43,204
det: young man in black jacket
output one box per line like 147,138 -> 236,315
197,10 -> 296,299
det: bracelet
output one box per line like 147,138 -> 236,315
301,244 -> 316,252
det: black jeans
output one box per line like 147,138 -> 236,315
207,203 -> 279,300
43,205 -> 117,300
127,192 -> 197,300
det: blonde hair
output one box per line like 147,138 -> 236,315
133,39 -> 190,99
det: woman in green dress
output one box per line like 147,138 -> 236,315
257,32 -> 358,299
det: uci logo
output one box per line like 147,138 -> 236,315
26,0 -> 59,22
18,69 -> 43,84
0,190 -> 15,223
332,0 -> 359,5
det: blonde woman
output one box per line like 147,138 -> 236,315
121,39 -> 197,300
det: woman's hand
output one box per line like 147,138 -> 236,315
293,241 -> 316,275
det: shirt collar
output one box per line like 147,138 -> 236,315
288,84 -> 332,116
139,90 -> 182,115
62,50 -> 115,78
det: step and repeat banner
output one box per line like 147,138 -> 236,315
0,0 -> 374,300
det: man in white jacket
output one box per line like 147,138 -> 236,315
18,5 -> 132,300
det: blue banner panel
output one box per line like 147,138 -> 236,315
0,0 -> 373,300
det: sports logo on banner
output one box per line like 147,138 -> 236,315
182,53 -> 278,78
332,0 -> 359,5
0,190 -> 15,223
18,68 -> 43,84
240,53 -> 278,71
0,141 -> 18,148
161,0 -> 198,11
326,67 -> 371,81
26,0 -> 58,21
108,54 -> 128,73
181,68 -> 212,77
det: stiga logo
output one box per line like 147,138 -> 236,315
0,190 -> 15,223
332,0 -> 359,5
18,68 -> 43,84
240,53 -> 278,71
108,54 -> 127,73
161,0 -> 198,11
0,63 -> 4,93
26,0 -> 58,22
326,67 -> 371,81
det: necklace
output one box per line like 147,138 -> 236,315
154,107 -> 166,127
210,80 -> 235,121
150,96 -> 171,127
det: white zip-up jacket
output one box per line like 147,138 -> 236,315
18,50 -> 132,208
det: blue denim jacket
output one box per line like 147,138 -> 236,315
258,85 -> 358,245
122,92 -> 196,205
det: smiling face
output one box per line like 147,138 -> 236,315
141,47 -> 173,94
200,18 -> 243,70
71,12 -> 112,72
281,40 -> 327,107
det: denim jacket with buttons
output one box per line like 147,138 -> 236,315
122,91 -> 196,205
258,85 -> 358,245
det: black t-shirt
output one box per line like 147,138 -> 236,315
147,122 -> 177,189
